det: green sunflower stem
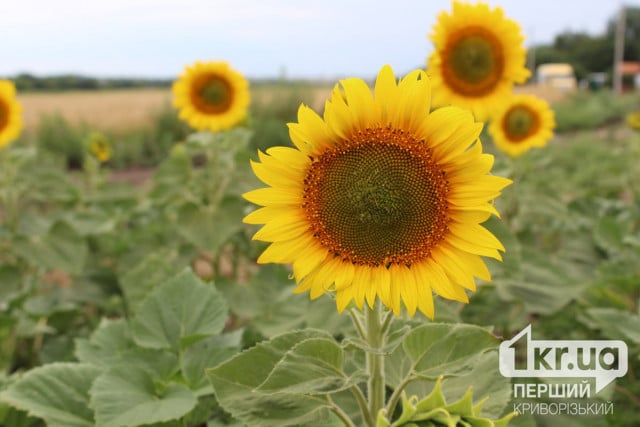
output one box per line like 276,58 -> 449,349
0,149 -> 18,231
365,302 -> 386,425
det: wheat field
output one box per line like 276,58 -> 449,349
18,88 -> 173,133
17,84 -> 563,134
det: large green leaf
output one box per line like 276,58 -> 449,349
177,196 -> 246,255
0,265 -> 26,309
431,351 -> 511,419
593,216 -> 630,254
217,264 -> 350,337
130,269 -> 228,350
22,288 -> 78,316
74,318 -> 133,366
118,249 -> 184,313
89,365 -> 197,427
402,323 -> 498,379
207,329 -> 336,426
12,221 -> 88,274
257,337 -> 348,394
75,318 -> 180,381
0,363 -> 100,427
181,331 -> 242,394
494,247 -> 589,315
63,209 -> 118,236
585,307 -> 640,343
394,328 -> 510,420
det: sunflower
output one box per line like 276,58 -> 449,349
427,2 -> 530,121
489,94 -> 555,157
172,61 -> 250,132
85,132 -> 112,163
0,80 -> 23,149
626,111 -> 640,132
244,65 -> 511,318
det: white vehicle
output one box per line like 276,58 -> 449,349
536,63 -> 577,91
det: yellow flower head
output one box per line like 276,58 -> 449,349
627,111 -> 640,131
172,61 -> 250,132
427,1 -> 530,121
244,65 -> 511,318
85,132 -> 112,163
489,94 -> 555,157
0,80 -> 23,149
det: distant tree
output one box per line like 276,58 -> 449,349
533,32 -> 610,80
531,6 -> 640,84
606,6 -> 640,61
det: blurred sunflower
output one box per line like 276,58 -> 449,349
489,94 -> 555,157
0,80 -> 23,149
172,61 -> 250,132
85,132 -> 112,163
626,111 -> 640,131
244,65 -> 511,318
427,2 -> 530,121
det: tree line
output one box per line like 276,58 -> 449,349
533,6 -> 640,84
8,73 -> 173,92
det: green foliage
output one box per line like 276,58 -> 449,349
0,269 -> 240,427
2,87 -> 639,426
89,366 -> 197,427
552,90 -> 639,133
376,377 -> 515,427
0,363 -> 101,427
130,269 -> 228,350
208,322 -> 512,427
32,103 -> 191,170
36,114 -> 89,168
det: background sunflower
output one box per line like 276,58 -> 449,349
489,94 -> 556,157
0,80 -> 23,149
85,132 -> 112,163
172,61 -> 250,132
427,1 -> 530,121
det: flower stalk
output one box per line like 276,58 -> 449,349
365,303 -> 386,425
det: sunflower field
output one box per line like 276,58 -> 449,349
1,2 -> 640,427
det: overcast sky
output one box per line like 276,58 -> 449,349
2,0 -> 634,80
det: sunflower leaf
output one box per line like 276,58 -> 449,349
402,323 -> 498,379
585,307 -> 640,343
207,329 -> 341,426
89,365 -> 197,427
12,220 -> 88,274
176,196 -> 246,256
118,249 -> 184,314
74,318 -> 134,366
0,363 -> 101,427
181,331 -> 243,394
130,268 -> 228,351
257,337 -> 349,394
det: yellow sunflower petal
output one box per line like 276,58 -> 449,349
0,80 -> 23,149
374,64 -> 400,122
244,65 -> 511,318
420,260 -> 469,303
172,60 -> 250,131
410,263 -> 435,319
398,266 -> 418,317
427,1 -> 530,121
489,94 -> 556,157
336,286 -> 355,312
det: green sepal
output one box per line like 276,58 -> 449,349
381,377 -> 515,427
